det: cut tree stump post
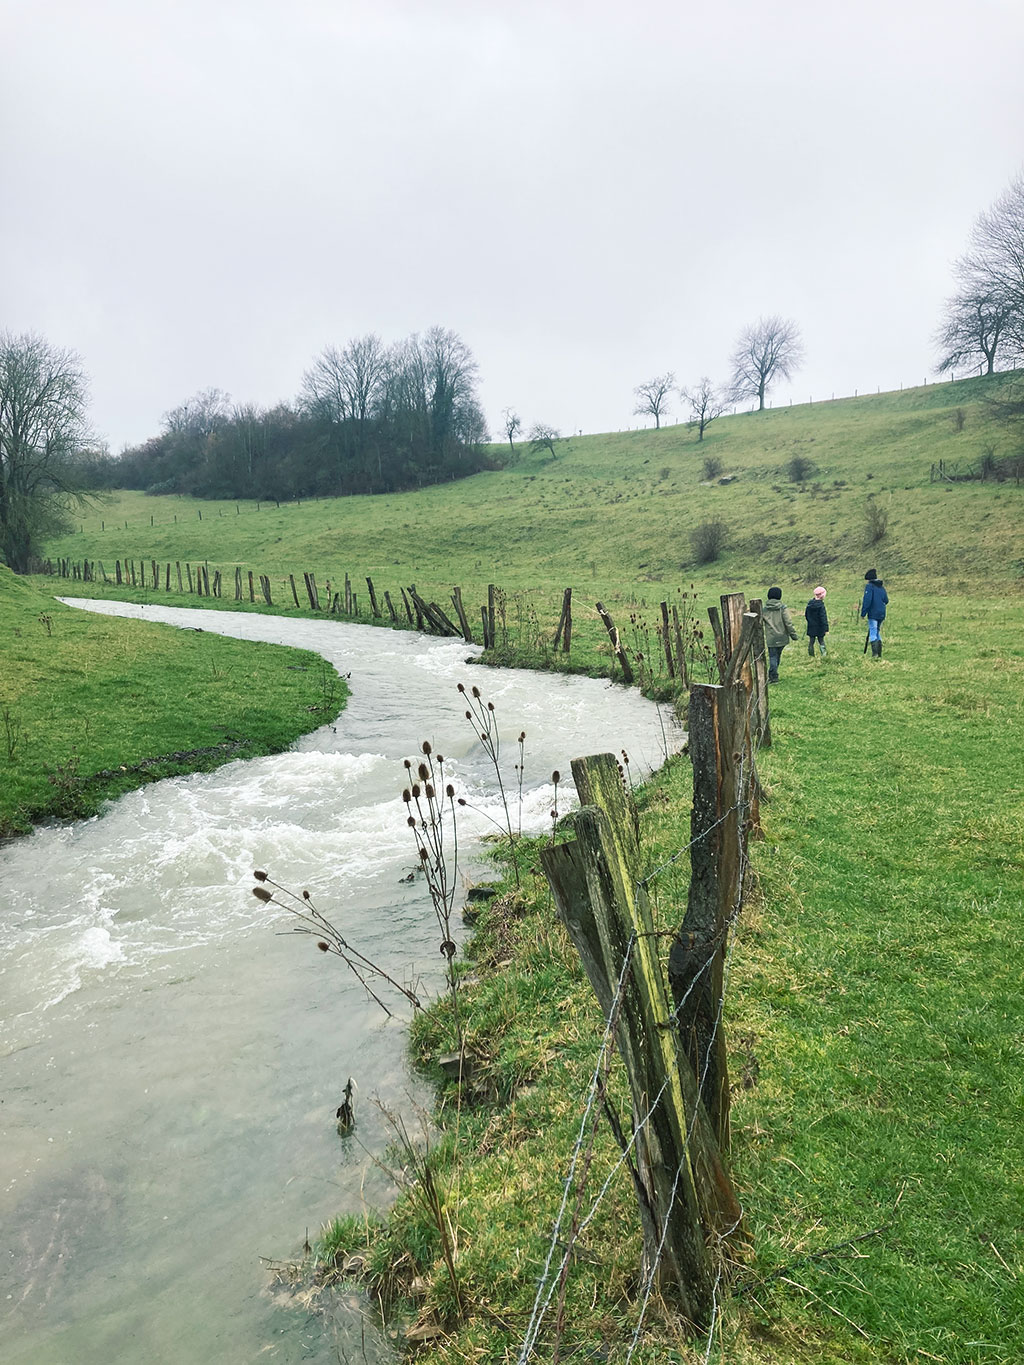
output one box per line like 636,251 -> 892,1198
542,753 -> 742,1328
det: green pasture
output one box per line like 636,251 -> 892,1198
0,567 -> 345,837
5,373 -> 1022,1360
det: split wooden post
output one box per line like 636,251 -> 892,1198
260,575 -> 272,606
487,584 -> 496,649
706,606 -> 728,681
289,574 -> 300,608
175,562 -> 183,593
366,577 -> 381,617
595,602 -> 634,683
668,683 -> 750,1150
553,587 -> 573,653
451,586 -> 473,642
542,754 -> 741,1329
672,605 -> 689,689
248,571 -> 255,603
384,590 -> 398,622
235,567 -> 243,601
747,599 -> 771,749
660,600 -> 675,678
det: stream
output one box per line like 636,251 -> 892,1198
0,600 -> 682,1363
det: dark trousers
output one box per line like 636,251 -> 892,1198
767,646 -> 783,679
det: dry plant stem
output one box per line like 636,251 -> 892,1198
457,682 -> 522,888
402,745 -> 464,1051
252,873 -> 421,1013
373,1103 -> 465,1321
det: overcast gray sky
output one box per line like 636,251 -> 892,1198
4,0 -> 1023,452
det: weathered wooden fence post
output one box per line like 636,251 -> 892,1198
668,681 -> 749,1150
542,754 -> 742,1330
595,602 -> 634,683
660,600 -> 675,678
553,587 -> 573,653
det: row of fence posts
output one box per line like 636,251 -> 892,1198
541,592 -> 766,1331
34,557 -> 577,654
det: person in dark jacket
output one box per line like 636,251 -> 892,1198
805,585 -> 828,657
763,586 -> 799,682
861,568 -> 889,657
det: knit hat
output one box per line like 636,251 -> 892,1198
767,586 -> 782,600
813,586 -> 826,599
864,568 -> 877,581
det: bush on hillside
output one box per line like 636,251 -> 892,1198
864,495 -> 889,544
691,518 -> 728,564
786,454 -> 816,482
702,455 -> 724,480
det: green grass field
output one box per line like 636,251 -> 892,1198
8,374 -> 1023,1361
0,567 -> 345,837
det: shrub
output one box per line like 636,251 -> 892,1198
691,518 -> 728,564
785,454 -> 815,482
864,495 -> 889,544
702,455 -> 723,480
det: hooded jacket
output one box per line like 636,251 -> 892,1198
763,599 -> 799,648
861,580 -> 888,622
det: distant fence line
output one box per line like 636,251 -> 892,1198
33,556 -> 722,690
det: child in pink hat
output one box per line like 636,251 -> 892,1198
805,585 -> 828,657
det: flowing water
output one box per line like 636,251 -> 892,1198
0,601 -> 682,1363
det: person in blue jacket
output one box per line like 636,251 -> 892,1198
861,568 -> 889,658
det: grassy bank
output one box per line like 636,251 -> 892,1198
0,568 -> 346,837
314,596 -> 1023,1364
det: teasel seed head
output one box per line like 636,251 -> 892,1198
253,886 -> 273,902
253,869 -> 268,881
317,940 -> 329,952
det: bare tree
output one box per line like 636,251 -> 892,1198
501,407 -> 522,456
300,335 -> 385,426
680,377 -> 729,441
632,372 -> 675,429
528,423 -> 561,458
0,332 -> 92,573
728,316 -> 803,411
937,176 -> 1024,375
162,387 -> 231,437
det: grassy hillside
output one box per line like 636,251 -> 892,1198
10,375 -> 1024,1362
42,378 -> 1024,625
0,567 -> 345,837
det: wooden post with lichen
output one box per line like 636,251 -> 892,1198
553,587 -> 573,653
542,753 -> 742,1329
668,682 -> 750,1150
706,606 -> 728,681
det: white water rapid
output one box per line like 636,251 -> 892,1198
0,601 -> 682,1363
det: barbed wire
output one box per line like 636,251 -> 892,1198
519,668 -> 763,1362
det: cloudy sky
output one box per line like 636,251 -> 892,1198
4,0 -> 1023,452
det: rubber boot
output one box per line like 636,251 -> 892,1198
871,639 -> 882,658
808,641 -> 815,657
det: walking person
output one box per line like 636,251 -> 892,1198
861,568 -> 889,658
805,585 -> 828,657
763,586 -> 799,682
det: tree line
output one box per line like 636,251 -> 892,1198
98,327 -> 493,502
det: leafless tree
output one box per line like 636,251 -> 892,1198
300,334 -> 385,425
936,176 -> 1024,375
728,316 -> 803,411
162,387 -> 231,438
680,377 -> 729,441
528,423 -> 561,458
0,332 -> 92,573
632,372 -> 675,429
501,407 -> 522,456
